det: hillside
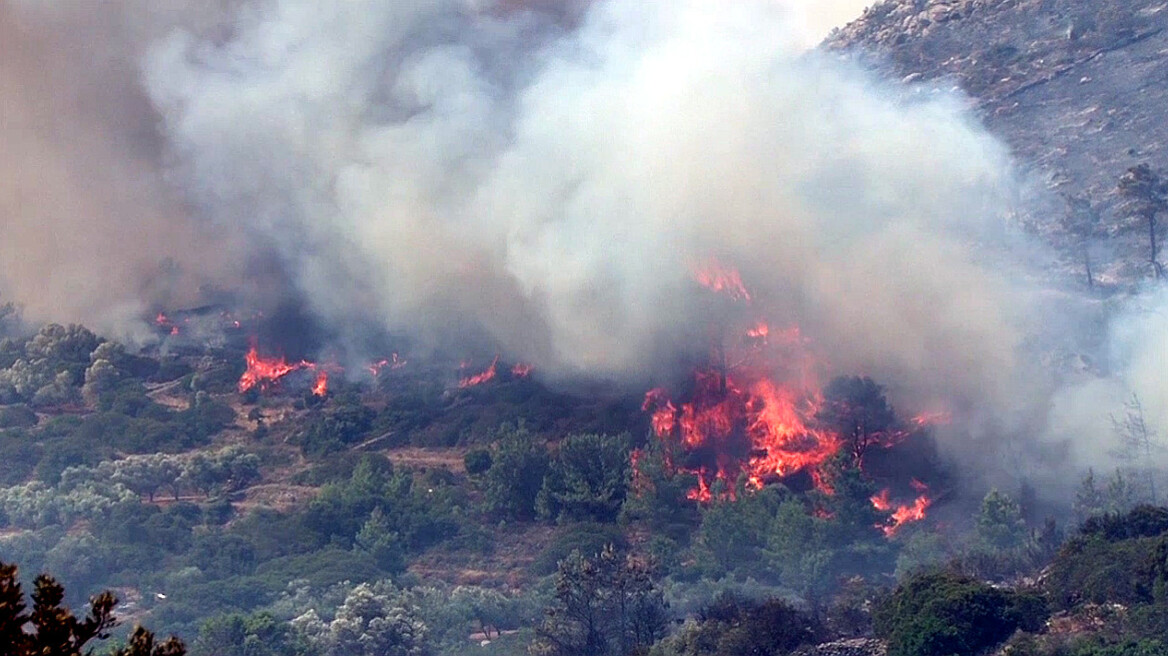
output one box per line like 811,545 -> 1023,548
826,0 -> 1168,280
7,2 -> 1168,656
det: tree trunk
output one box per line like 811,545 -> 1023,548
1150,213 -> 1164,278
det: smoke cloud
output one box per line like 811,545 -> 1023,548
3,0 -> 1084,473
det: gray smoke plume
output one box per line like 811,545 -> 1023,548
3,0 -> 1088,476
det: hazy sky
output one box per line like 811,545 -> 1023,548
780,0 -> 874,45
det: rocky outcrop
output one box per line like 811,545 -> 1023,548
824,0 -> 1168,280
793,638 -> 888,656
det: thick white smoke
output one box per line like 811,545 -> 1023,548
5,0 -> 1090,478
135,0 -> 1037,408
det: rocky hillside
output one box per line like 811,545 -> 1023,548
826,0 -> 1168,280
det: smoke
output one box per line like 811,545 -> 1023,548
0,2 -> 247,335
3,0 -> 1081,470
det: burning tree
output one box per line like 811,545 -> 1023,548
815,376 -> 897,467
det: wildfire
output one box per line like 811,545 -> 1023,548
369,353 -> 407,377
640,257 -> 935,525
237,343 -> 330,395
459,357 -> 499,388
511,363 -> 534,378
644,366 -> 840,502
312,371 -> 329,397
871,485 -> 932,536
692,258 -> 751,301
911,410 -> 953,428
155,312 -> 181,336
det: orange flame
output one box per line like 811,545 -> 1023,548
312,371 -> 329,397
644,365 -> 840,500
238,344 -> 312,393
511,363 -> 533,378
369,353 -> 407,377
910,410 -> 953,428
459,356 -> 499,388
692,258 -> 751,301
872,481 -> 932,536
746,321 -> 770,341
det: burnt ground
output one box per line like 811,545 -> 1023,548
826,0 -> 1168,283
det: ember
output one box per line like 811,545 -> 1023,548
369,353 -> 407,376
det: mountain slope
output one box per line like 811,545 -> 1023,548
826,0 -> 1168,278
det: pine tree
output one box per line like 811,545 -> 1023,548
0,560 -> 185,656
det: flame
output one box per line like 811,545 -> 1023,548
238,344 -> 312,393
511,363 -> 533,378
645,366 -> 840,499
692,258 -> 751,301
312,371 -> 329,397
641,256 -> 934,514
871,482 -> 932,536
369,353 -> 407,377
155,312 -> 182,335
459,356 -> 499,388
910,410 -> 952,428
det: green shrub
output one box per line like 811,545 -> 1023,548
536,432 -> 631,522
464,448 -> 492,476
531,522 -> 628,576
1080,507 -> 1168,542
1045,536 -> 1163,609
0,404 -> 37,429
874,571 -> 1048,656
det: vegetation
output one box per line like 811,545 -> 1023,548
3,318 -> 1168,656
0,560 -> 185,655
874,570 -> 1046,656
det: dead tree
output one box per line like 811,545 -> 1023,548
1118,164 -> 1168,279
1110,394 -> 1163,504
1064,194 -> 1101,288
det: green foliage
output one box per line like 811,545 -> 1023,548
354,506 -> 407,573
295,402 -> 376,457
873,570 -> 1048,656
482,425 -> 549,521
532,523 -> 629,576
816,376 -> 896,464
1046,535 -> 1164,609
0,404 -> 37,428
1080,506 -> 1168,542
0,560 -> 185,656
977,489 -> 1029,550
192,612 -> 306,656
302,457 -> 459,553
537,433 -> 631,523
619,443 -> 698,537
532,545 -> 668,656
292,452 -> 394,486
293,581 -> 430,656
463,448 -> 492,476
1044,506 -> 1168,610
697,487 -> 783,577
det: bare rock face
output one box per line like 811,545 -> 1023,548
824,0 -> 1168,278
793,638 -> 888,656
